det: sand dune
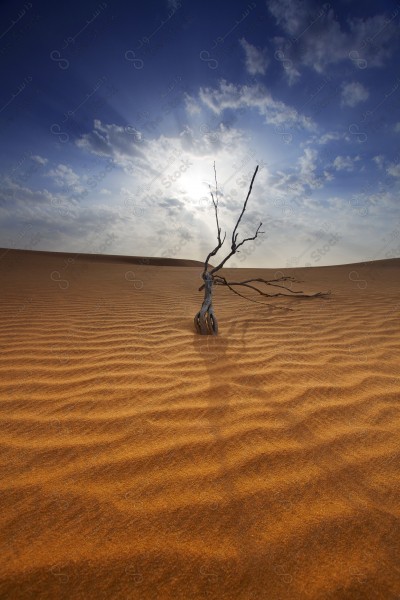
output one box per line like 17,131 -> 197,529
0,248 -> 399,599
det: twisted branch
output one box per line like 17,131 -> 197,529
203,162 -> 226,275
209,166 -> 264,275
195,163 -> 331,335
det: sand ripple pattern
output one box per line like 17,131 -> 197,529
0,249 -> 399,599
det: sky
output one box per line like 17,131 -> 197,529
1,0 -> 400,268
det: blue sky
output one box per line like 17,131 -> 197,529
1,0 -> 400,267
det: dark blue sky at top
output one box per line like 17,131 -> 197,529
1,0 -> 400,267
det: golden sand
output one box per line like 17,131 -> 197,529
0,248 -> 399,599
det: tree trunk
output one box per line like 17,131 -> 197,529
194,272 -> 218,335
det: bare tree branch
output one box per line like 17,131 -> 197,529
213,275 -> 330,298
199,275 -> 302,292
212,275 -> 294,311
203,162 -> 226,274
215,278 -> 328,298
231,164 -> 259,249
209,166 -> 264,275
217,280 -> 330,298
194,162 -> 331,335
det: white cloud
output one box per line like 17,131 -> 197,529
46,164 -> 81,187
0,176 -> 55,208
264,146 -> 333,212
298,147 -> 317,177
76,119 -> 152,177
76,117 -> 336,267
239,38 -> 269,75
318,131 -> 342,144
0,175 -> 129,254
318,132 -> 342,144
77,120 -> 142,156
192,79 -> 316,131
4,113 -> 399,268
326,196 -> 347,210
268,0 -> 307,36
31,155 -> 48,165
268,2 -> 398,76
386,162 -> 400,177
283,62 -> 301,86
296,147 -> 332,189
184,93 -> 202,115
99,188 -> 112,195
77,118 -> 255,191
394,123 -> 400,133
271,39 -> 301,85
341,82 -> 369,107
332,155 -> 361,171
74,118 -> 267,260
305,132 -> 343,148
372,155 -> 385,169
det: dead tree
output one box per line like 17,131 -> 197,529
194,163 -> 330,335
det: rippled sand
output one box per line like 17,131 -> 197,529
0,248 -> 399,599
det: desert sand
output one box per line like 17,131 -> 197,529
0,247 -> 399,599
